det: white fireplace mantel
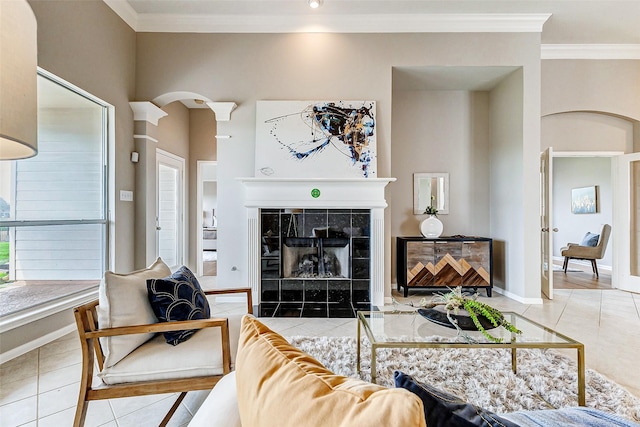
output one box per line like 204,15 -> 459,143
239,177 -> 396,308
238,177 -> 395,209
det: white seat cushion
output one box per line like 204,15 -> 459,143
97,258 -> 171,368
99,314 -> 243,385
188,371 -> 241,427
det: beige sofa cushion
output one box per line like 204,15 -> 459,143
99,313 -> 243,385
235,315 -> 426,427
97,258 -> 171,368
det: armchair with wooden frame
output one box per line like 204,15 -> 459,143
73,287 -> 253,427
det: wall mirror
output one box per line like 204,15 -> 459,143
413,172 -> 449,215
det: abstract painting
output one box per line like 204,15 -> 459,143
255,100 -> 377,178
571,185 -> 597,214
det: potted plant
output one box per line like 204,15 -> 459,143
424,195 -> 438,216
420,196 -> 443,237
417,287 -> 522,343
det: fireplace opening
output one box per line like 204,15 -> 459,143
283,237 -> 350,279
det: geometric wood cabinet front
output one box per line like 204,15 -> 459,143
396,236 -> 493,297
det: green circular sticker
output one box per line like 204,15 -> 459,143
311,188 -> 321,198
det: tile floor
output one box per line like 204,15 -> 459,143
1,281 -> 639,426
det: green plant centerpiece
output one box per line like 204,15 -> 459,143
419,287 -> 521,343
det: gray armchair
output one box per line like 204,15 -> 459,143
561,224 -> 611,278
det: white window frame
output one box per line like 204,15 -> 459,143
0,68 -> 113,325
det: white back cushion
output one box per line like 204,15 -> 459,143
188,371 -> 241,427
97,258 -> 171,368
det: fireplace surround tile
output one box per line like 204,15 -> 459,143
301,303 -> 328,317
328,303 -> 356,318
281,280 -> 303,302
259,208 -> 372,318
304,280 -> 328,302
275,303 -> 303,317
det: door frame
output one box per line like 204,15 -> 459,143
156,149 -> 186,270
541,147 -> 554,299
612,152 -> 640,293
196,161 -> 218,276
549,150 -> 622,289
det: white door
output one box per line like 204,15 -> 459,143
612,152 -> 640,293
156,150 -> 185,270
541,147 -> 554,299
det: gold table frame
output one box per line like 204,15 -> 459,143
356,310 -> 585,406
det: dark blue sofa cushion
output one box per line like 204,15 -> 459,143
394,371 -> 519,427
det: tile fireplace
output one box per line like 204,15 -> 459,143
260,208 -> 371,317
240,178 -> 394,317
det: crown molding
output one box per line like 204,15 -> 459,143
103,0 -> 138,30
110,10 -> 550,33
541,44 -> 640,60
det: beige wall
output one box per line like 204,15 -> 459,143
136,32 -> 542,300
542,60 -> 640,121
542,59 -> 640,155
29,0 -> 137,272
391,90 -> 491,238
158,102 -> 190,157
542,112 -> 634,153
189,110 -> 217,269
489,69 -> 528,297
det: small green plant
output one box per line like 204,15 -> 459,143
424,195 -> 438,217
421,287 -> 521,343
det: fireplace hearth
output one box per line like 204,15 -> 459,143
259,208 -> 372,318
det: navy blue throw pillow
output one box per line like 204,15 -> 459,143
147,266 -> 211,345
580,232 -> 600,247
394,371 -> 520,427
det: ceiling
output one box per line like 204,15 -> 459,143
104,0 -> 640,44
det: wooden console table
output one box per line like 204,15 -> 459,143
396,236 -> 493,297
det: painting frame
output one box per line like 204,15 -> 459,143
255,100 -> 377,178
413,172 -> 449,215
571,185 -> 598,214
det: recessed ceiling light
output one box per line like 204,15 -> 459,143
308,0 -> 323,9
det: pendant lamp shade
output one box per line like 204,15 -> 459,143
0,0 -> 38,160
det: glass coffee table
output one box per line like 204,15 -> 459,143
356,310 -> 586,406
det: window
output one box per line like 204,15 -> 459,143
0,71 -> 109,315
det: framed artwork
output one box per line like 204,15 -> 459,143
571,186 -> 597,214
255,100 -> 377,178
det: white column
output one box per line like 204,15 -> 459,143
370,207 -> 385,306
247,208 -> 260,302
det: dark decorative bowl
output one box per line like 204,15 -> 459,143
417,308 -> 498,331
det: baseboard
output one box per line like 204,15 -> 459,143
492,287 -> 543,305
552,256 -> 611,272
0,323 -> 76,364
